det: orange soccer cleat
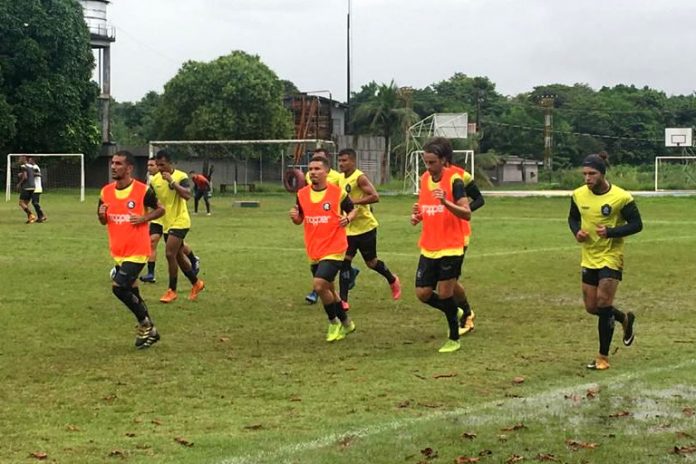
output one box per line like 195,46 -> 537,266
188,279 -> 205,301
159,289 -> 178,303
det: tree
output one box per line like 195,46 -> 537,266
111,91 -> 161,146
351,80 -> 418,182
0,0 -> 99,157
154,51 -> 293,148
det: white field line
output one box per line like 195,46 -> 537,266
224,235 -> 696,260
219,359 -> 696,464
474,216 -> 696,225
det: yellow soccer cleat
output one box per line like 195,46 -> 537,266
438,339 -> 461,353
326,323 -> 343,342
343,320 -> 356,336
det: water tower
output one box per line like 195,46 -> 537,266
79,0 -> 115,148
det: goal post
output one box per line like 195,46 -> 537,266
6,153 -> 85,202
654,156 -> 696,192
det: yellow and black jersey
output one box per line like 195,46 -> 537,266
569,183 -> 643,270
149,170 -> 191,232
340,169 -> 379,236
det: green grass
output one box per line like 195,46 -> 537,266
2,191 -> 696,464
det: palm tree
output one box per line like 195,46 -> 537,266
352,81 -> 418,183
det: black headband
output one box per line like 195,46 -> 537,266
582,154 -> 606,174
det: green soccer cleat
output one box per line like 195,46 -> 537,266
438,339 -> 461,353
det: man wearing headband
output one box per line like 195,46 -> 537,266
568,152 -> 643,370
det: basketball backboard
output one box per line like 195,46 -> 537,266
433,113 -> 468,139
665,128 -> 693,147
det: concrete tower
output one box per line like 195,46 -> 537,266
79,1 -> 115,148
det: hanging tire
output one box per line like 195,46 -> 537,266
283,168 -> 306,193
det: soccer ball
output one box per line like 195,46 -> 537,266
110,266 -> 118,280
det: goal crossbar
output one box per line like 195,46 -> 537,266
6,153 -> 85,202
148,139 -> 336,157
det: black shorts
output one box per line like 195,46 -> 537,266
310,260 -> 342,283
164,228 -> 189,241
346,228 -> 377,261
149,222 -> 164,236
581,267 -> 623,286
113,261 -> 146,287
415,254 -> 464,288
31,192 -> 41,203
19,190 -> 34,201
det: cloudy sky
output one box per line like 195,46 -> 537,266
104,0 -> 696,103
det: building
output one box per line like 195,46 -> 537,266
486,156 -> 543,184
283,93 -> 348,140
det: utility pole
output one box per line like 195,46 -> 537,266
540,94 -> 555,170
345,0 -> 351,135
475,88 -> 482,135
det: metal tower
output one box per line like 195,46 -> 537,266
79,1 -> 115,148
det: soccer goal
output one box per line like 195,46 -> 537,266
654,156 -> 696,192
5,153 -> 85,202
403,113 -> 473,194
148,139 -> 336,193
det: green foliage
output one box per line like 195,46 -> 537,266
0,0 -> 99,157
111,91 -> 161,146
153,51 -> 293,150
543,164 -> 656,190
353,76 -> 696,170
351,80 -> 419,181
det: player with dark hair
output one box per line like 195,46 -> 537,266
26,156 -> 47,223
189,170 -> 212,215
568,151 -> 642,370
98,151 -> 164,348
336,148 -> 400,309
411,137 -> 472,353
291,155 -> 357,341
433,136 -> 485,334
140,159 -> 200,284
16,155 -> 36,223
150,150 -> 205,303
303,147 -> 359,304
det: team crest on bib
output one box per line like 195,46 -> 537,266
322,202 -> 331,211
345,184 -> 352,193
601,204 -> 612,216
127,200 -> 136,209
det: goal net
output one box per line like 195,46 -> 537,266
406,150 -> 475,194
147,139 -> 336,193
654,156 -> 696,191
5,154 -> 85,202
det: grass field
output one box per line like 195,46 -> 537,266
2,190 -> 696,464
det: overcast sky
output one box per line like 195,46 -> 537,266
104,0 -> 696,103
